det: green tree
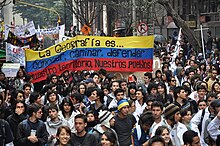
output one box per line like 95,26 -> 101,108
13,0 -> 72,28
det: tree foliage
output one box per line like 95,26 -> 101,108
13,0 -> 72,28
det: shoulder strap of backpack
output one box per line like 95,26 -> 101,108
136,125 -> 142,141
0,119 -> 6,146
198,109 -> 206,133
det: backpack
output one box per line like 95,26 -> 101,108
204,115 -> 216,145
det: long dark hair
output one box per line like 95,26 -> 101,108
155,126 -> 173,146
59,97 -> 76,117
102,129 -> 118,146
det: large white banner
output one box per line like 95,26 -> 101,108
6,43 -> 29,66
5,21 -> 36,39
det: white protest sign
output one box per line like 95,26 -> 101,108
6,43 -> 29,66
1,63 -> 20,77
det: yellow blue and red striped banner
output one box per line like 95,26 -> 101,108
25,35 -> 154,83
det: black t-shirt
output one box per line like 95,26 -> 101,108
71,132 -> 98,146
114,114 -> 133,146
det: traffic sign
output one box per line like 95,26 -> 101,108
81,24 -> 91,35
137,22 -> 148,34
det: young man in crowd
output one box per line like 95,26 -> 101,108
138,72 -> 152,94
45,104 -> 69,146
70,114 -> 98,146
132,111 -> 154,146
108,88 -> 125,111
104,80 -> 120,108
17,103 -> 48,146
164,103 -> 188,146
113,99 -> 134,146
183,130 -> 201,146
150,101 -> 165,137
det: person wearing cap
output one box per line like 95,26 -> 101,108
113,99 -> 135,146
163,103 -> 187,146
84,78 -> 96,88
132,111 -> 154,146
91,110 -> 118,145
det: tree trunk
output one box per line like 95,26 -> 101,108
157,0 -> 201,52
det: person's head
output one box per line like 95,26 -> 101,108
56,126 -> 71,145
78,83 -> 87,95
210,99 -> 220,115
139,111 -> 154,131
212,81 -> 220,93
206,93 -> 217,106
128,100 -> 136,114
198,99 -> 207,110
183,130 -> 201,146
211,69 -> 218,79
144,72 -> 152,84
135,89 -> 146,102
14,100 -> 26,114
46,91 -> 58,103
14,90 -> 25,101
114,88 -> 124,101
91,88 -> 105,103
101,129 -> 118,146
117,99 -> 129,117
146,98 -> 154,111
90,72 -> 100,84
70,92 -> 83,105
98,69 -> 107,78
157,82 -> 167,95
155,70 -> 162,79
147,83 -> 158,95
98,110 -> 114,129
27,103 -> 43,119
23,83 -> 32,96
151,101 -> 163,120
155,126 -> 171,145
164,103 -> 180,124
181,110 -> 192,124
29,92 -> 41,104
16,68 -> 26,78
86,111 -> 95,122
119,79 -> 127,92
101,84 -> 110,96
174,86 -> 186,100
48,104 -> 59,121
110,80 -> 120,93
169,76 -> 176,87
60,97 -> 74,115
50,74 -> 58,84
197,85 -> 207,100
128,83 -> 137,99
148,136 -> 165,146
182,81 -> 191,89
74,114 -> 87,133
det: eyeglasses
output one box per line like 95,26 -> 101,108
52,78 -> 57,80
171,80 -> 176,82
16,106 -> 24,108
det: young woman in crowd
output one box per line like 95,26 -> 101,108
157,82 -> 173,106
54,126 -> 71,146
155,126 -> 173,146
59,97 -> 79,133
101,129 -> 119,146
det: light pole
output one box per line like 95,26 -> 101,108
14,0 -> 61,24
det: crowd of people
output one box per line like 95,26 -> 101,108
0,31 -> 220,146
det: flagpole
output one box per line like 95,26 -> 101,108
200,25 -> 206,59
